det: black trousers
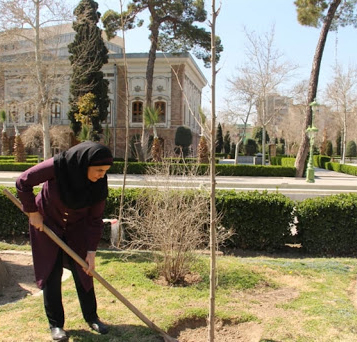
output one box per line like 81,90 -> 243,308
43,250 -> 98,328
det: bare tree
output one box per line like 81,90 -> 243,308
324,64 -> 357,164
123,189 -> 211,284
224,72 -> 257,164
232,25 -> 296,165
0,0 -> 72,159
21,123 -> 72,153
208,1 -> 220,341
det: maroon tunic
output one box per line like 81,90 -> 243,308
16,158 -> 105,291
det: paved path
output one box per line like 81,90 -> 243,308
1,167 -> 356,200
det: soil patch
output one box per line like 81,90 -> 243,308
0,251 -> 40,305
169,318 -> 263,342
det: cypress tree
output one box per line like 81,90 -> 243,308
346,141 -> 357,158
216,123 -> 223,153
68,0 -> 109,140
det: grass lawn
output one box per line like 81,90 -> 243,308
1,244 -> 357,341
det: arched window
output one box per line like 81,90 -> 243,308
8,103 -> 18,124
132,100 -> 143,123
51,102 -> 61,124
154,101 -> 166,123
24,103 -> 35,123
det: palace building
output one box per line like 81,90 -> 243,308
0,24 -> 207,158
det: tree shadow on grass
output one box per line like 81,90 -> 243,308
97,250 -> 160,265
68,324 -> 165,342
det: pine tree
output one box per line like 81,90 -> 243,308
215,123 -> 223,153
68,0 -> 109,140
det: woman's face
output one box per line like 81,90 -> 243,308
87,165 -> 111,182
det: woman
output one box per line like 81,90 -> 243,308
16,141 -> 113,341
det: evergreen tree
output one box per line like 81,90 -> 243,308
252,126 -> 270,148
68,0 -> 109,140
336,132 -> 341,156
346,140 -> 357,158
326,140 -> 333,157
215,123 -> 223,153
223,131 -> 231,155
14,135 -> 26,162
175,126 -> 192,158
197,136 -> 209,164
103,0 -> 223,108
244,139 -> 257,156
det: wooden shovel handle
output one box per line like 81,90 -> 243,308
3,188 -> 178,342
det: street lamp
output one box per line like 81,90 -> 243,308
306,99 -> 319,183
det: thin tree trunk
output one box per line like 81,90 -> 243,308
262,126 -> 266,165
342,108 -> 347,164
234,139 -> 241,164
209,1 -> 217,341
295,0 -> 341,177
139,20 -> 160,159
35,0 -> 51,159
117,0 -> 130,247
42,104 -> 51,158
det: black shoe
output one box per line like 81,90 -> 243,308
50,327 -> 68,341
88,318 -> 109,334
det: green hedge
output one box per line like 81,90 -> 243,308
281,157 -> 296,168
216,190 -> 295,251
313,155 -> 331,168
295,193 -> 357,256
325,161 -> 357,176
0,162 -> 37,171
0,186 -> 38,238
3,185 -> 357,256
215,164 -> 296,177
0,186 -> 295,251
0,159 -> 297,177
105,161 -> 297,177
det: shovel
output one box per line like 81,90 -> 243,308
3,188 -> 178,342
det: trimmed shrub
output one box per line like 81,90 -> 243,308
296,193 -> 357,256
0,162 -> 37,171
244,139 -> 257,156
215,164 -> 296,177
0,186 -> 35,237
216,190 -> 295,251
175,126 -> 192,157
313,155 -> 331,168
281,157 -> 296,168
346,140 -> 357,158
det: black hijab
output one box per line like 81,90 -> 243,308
53,141 -> 113,209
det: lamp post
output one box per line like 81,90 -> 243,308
306,99 -> 319,183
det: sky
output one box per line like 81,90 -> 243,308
68,0 -> 357,114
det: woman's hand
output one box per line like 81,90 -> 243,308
84,251 -> 96,276
29,212 -> 44,231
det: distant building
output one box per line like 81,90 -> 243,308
0,24 -> 207,157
